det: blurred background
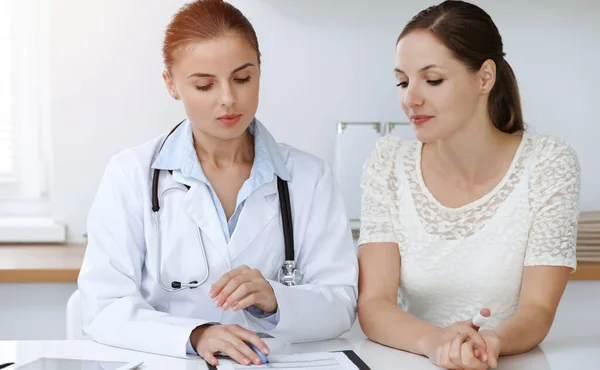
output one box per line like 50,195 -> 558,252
0,0 -> 598,341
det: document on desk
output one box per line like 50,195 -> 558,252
218,352 -> 360,370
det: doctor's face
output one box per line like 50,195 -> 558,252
395,31 -> 484,143
163,33 -> 260,141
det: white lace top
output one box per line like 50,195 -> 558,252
358,133 -> 580,330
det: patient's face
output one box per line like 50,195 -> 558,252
395,30 -> 483,143
163,33 -> 260,141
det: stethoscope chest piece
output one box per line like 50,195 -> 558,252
278,260 -> 303,286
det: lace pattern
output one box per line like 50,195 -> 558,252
403,135 -> 533,240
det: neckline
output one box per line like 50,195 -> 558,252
414,132 -> 528,213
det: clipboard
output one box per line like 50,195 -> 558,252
338,350 -> 372,370
207,350 -> 371,370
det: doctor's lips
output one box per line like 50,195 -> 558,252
217,113 -> 242,125
410,114 -> 434,126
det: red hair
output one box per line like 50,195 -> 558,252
162,0 -> 261,72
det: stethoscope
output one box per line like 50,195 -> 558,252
151,120 -> 302,292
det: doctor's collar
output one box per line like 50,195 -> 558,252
151,118 -> 291,182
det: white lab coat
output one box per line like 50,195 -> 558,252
78,135 -> 358,358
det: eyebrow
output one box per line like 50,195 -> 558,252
394,64 -> 440,74
188,63 -> 255,78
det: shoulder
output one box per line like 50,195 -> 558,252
103,135 -> 165,182
375,135 -> 409,154
278,143 -> 331,182
364,136 -> 417,172
528,133 -> 580,171
526,133 -> 581,204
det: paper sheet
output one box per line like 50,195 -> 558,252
217,352 -> 359,370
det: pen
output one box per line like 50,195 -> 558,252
246,342 -> 269,364
0,363 -> 14,369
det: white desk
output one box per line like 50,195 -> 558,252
2,327 -> 599,369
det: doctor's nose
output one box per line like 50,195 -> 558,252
218,83 -> 235,108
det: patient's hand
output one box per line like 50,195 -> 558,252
418,309 -> 494,369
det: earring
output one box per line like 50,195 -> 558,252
482,89 -> 487,94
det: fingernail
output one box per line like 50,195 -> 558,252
243,358 -> 250,365
214,298 -> 222,307
209,290 -> 216,298
222,302 -> 230,310
231,304 -> 239,311
263,348 -> 269,355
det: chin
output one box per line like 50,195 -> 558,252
214,118 -> 253,140
413,125 -> 442,143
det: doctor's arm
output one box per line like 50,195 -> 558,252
244,164 -> 358,342
78,157 -> 265,360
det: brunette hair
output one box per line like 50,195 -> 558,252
398,0 -> 524,133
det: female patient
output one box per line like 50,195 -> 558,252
358,1 -> 580,369
78,0 -> 357,366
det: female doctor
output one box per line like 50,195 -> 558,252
77,0 -> 357,366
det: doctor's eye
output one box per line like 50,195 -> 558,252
233,76 -> 252,84
195,84 -> 213,92
396,81 -> 408,88
427,79 -> 443,86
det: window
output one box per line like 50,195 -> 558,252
0,0 -> 65,242
0,2 -> 14,181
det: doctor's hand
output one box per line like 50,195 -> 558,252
209,265 -> 278,314
190,324 -> 270,366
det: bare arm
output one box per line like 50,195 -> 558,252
357,242 -> 441,355
495,265 -> 570,355
356,137 -> 482,357
493,139 -> 580,355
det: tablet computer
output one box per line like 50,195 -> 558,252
14,357 -> 143,370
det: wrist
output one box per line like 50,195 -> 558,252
190,324 -> 212,349
493,330 -> 505,354
258,301 -> 278,314
260,285 -> 278,314
416,326 -> 443,355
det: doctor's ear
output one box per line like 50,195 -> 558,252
162,70 -> 180,100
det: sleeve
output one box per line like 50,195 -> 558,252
244,305 -> 279,325
357,136 -> 399,246
524,137 -> 581,271
186,338 -> 198,355
243,163 -> 358,342
78,157 -> 210,358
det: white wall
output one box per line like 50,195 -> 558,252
45,0 -> 600,242
0,283 -> 77,340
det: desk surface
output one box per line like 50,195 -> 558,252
1,327 -> 599,370
0,245 -> 85,283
